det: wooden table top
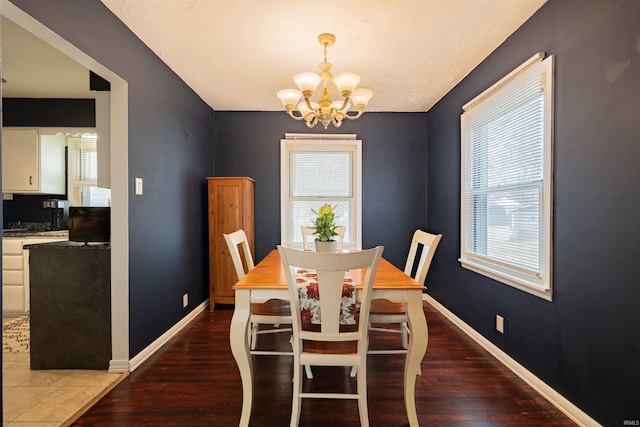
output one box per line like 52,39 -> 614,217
233,249 -> 425,291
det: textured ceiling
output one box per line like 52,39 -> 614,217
100,0 -> 546,112
2,1 -> 547,112
1,17 -> 94,99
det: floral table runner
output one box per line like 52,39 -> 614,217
296,269 -> 356,325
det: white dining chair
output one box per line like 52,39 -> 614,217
301,225 -> 345,252
224,229 -> 292,352
368,230 -> 442,354
278,245 -> 383,427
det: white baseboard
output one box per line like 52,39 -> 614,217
422,294 -> 600,427
127,299 -> 209,372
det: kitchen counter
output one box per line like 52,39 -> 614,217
23,240 -> 109,249
29,242 -> 111,370
3,229 -> 69,238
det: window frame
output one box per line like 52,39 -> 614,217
280,134 -> 362,251
459,53 -> 554,301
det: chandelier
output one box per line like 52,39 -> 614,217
277,33 -> 374,129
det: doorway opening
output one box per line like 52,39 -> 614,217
1,0 -> 130,372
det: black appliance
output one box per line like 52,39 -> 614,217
68,207 -> 110,243
43,199 -> 69,230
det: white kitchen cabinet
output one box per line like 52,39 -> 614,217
2,235 -> 68,314
1,129 -> 66,194
2,238 -> 25,312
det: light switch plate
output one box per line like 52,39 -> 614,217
496,315 -> 505,333
135,177 -> 143,195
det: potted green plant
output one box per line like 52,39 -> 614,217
310,203 -> 339,252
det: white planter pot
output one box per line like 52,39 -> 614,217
315,240 -> 338,253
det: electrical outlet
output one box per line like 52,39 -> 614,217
135,177 -> 143,195
183,293 -> 188,308
496,315 -> 505,333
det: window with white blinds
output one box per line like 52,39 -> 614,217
67,134 -> 111,207
281,134 -> 362,250
460,53 -> 554,300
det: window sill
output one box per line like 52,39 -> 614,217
459,258 -> 552,301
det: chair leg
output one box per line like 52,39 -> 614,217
291,360 -> 303,427
401,321 -> 409,349
250,324 -> 258,350
357,362 -> 369,427
350,366 -> 358,378
246,323 -> 251,347
304,364 -> 313,379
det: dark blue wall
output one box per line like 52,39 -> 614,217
214,111 -> 428,268
8,0 -> 215,357
426,1 -> 640,425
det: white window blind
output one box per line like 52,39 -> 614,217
460,53 -> 554,300
281,134 -> 362,250
67,134 -> 111,207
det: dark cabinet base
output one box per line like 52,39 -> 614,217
28,242 -> 111,370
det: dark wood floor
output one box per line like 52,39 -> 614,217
72,302 -> 577,426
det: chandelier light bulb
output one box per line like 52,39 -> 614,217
351,88 -> 374,108
332,72 -> 360,94
330,100 -> 349,112
298,101 -> 319,117
294,72 -> 322,94
277,89 -> 302,109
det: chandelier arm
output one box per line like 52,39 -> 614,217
336,97 -> 350,112
330,111 -> 344,128
305,114 -> 319,128
342,109 -> 365,121
303,97 -> 315,111
285,108 -> 306,121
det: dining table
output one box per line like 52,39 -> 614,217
229,248 -> 428,427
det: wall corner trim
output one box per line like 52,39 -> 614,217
107,360 -> 129,374
422,294 -> 600,427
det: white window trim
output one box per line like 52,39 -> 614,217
280,133 -> 362,250
459,53 -> 554,301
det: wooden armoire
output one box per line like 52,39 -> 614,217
207,177 -> 255,308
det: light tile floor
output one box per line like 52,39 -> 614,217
3,319 -> 125,426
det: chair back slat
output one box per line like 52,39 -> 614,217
317,270 -> 346,335
403,230 -> 442,285
301,226 -> 314,251
224,229 -> 255,280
